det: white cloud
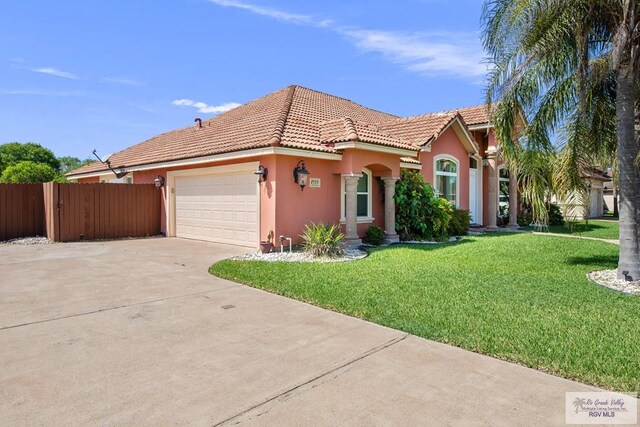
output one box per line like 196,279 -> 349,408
3,88 -> 86,96
208,0 -> 332,27
206,0 -> 487,81
30,66 -> 78,79
339,29 -> 488,79
172,99 -> 241,114
102,77 -> 144,86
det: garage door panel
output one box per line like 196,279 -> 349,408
175,172 -> 258,247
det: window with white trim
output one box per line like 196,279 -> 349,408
498,166 -> 509,209
434,157 -> 458,207
342,170 -> 372,219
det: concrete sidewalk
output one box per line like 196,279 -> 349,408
0,238 -> 604,425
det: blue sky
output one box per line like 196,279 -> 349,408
0,0 -> 489,159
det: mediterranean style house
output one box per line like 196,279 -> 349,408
67,85 -> 518,248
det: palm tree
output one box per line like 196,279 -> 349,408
482,0 -> 640,280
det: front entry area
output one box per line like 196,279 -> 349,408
171,165 -> 259,247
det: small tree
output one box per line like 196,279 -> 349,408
0,142 -> 60,174
0,161 -> 57,183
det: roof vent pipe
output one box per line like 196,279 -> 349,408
195,118 -> 202,128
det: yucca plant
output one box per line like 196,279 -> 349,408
300,222 -> 345,258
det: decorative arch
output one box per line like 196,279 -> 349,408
340,167 -> 374,223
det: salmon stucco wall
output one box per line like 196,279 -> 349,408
257,155 -> 277,246
272,151 -> 394,246
134,169 -> 168,235
419,126 -> 470,210
335,149 -> 401,178
273,156 -> 342,246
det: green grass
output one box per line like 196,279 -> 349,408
210,233 -> 639,393
528,219 -> 619,239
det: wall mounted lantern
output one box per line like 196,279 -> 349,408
254,165 -> 268,183
293,160 -> 309,191
482,156 -> 489,168
154,175 -> 165,189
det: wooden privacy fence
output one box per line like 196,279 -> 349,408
44,183 -> 162,242
0,183 -> 45,241
0,182 -> 161,242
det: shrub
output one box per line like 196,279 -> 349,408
448,209 -> 471,236
431,198 -> 454,240
301,222 -> 345,257
0,160 -> 57,183
394,170 -> 453,241
548,203 -> 565,226
517,208 -> 533,227
517,203 -> 564,227
363,225 -> 385,245
497,205 -> 509,226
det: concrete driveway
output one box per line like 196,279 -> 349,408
1,238 -> 600,426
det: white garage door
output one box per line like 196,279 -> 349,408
174,172 -> 258,247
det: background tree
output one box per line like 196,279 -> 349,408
0,161 -> 57,183
58,156 -> 93,174
0,142 -> 60,174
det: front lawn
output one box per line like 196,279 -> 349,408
210,233 -> 639,393
529,219 -> 619,239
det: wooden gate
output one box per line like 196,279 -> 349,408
0,183 -> 45,240
43,183 -> 161,242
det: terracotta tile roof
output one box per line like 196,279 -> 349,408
67,86 -> 492,177
376,112 -> 460,146
439,104 -> 493,126
319,118 -> 418,151
400,156 -> 421,165
68,85 -> 400,176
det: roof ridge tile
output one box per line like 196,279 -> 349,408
268,85 -> 297,146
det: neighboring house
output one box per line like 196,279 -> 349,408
552,168 -> 612,219
67,85 -> 517,248
602,168 -> 616,214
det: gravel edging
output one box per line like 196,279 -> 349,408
231,248 -> 368,263
229,236 -> 464,263
587,270 -> 640,295
0,236 -> 53,245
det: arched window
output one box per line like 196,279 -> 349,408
342,169 -> 372,220
434,156 -> 459,206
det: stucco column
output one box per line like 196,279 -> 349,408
486,147 -> 499,230
343,174 -> 362,248
507,167 -> 519,228
382,177 -> 399,243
